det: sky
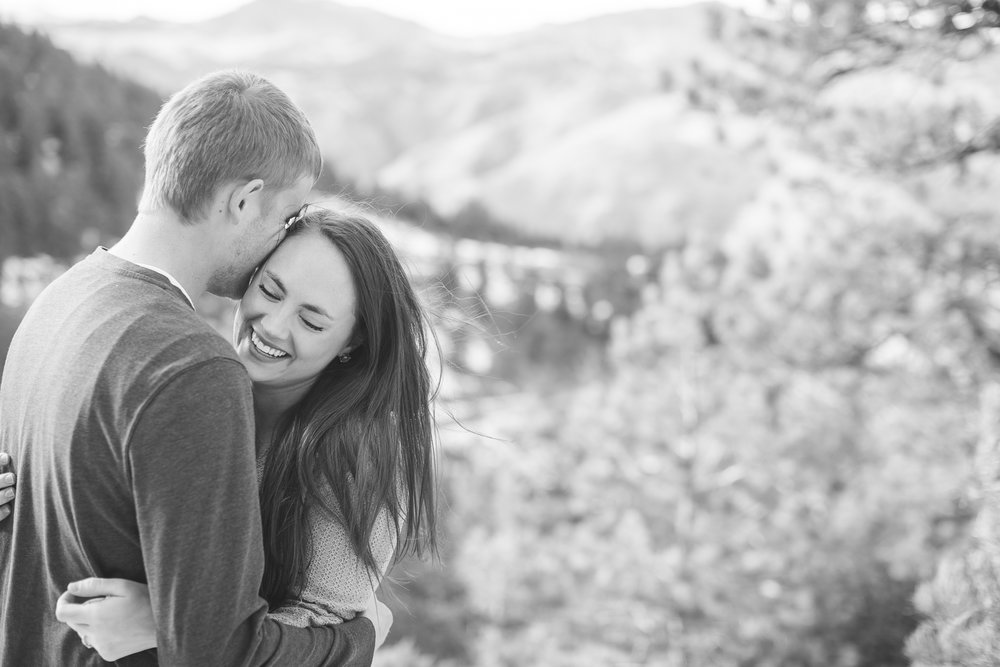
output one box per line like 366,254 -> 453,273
0,0 -> 718,37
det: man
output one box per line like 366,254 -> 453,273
0,70 -> 384,665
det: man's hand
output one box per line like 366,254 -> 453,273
360,595 -> 393,651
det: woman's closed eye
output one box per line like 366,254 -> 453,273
259,282 -> 280,300
301,317 -> 324,332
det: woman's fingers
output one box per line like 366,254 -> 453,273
361,597 -> 393,650
63,619 -> 91,634
0,467 -> 15,519
67,577 -> 128,598
55,591 -> 93,625
0,454 -> 15,519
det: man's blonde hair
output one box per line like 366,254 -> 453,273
139,70 -> 322,222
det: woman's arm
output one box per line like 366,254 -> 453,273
53,484 -> 397,659
54,564 -> 395,661
270,489 -> 397,628
53,498 -> 397,660
55,578 -> 156,661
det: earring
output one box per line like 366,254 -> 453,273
338,352 -> 351,363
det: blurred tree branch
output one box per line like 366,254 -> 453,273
901,118 -> 1000,170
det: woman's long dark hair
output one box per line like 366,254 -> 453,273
258,209 -> 439,607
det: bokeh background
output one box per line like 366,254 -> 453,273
2,0 -> 1000,664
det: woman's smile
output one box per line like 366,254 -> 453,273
249,329 -> 290,360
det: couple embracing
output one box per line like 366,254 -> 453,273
0,70 -> 438,665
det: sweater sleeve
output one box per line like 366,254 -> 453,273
126,358 -> 375,666
269,480 -> 398,628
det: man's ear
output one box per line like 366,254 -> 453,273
227,179 -> 265,224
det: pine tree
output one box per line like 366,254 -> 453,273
0,21 -> 161,261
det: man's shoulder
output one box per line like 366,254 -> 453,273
107,301 -> 245,396
60,267 -> 238,361
10,252 -> 246,397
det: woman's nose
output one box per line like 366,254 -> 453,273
258,309 -> 290,341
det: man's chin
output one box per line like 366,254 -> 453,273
206,287 -> 240,301
207,274 -> 253,300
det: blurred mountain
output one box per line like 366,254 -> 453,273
0,22 -> 161,260
29,1 -> 796,248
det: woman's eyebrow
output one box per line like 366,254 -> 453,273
263,270 -> 285,292
302,303 -> 332,319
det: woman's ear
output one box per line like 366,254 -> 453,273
348,332 -> 366,355
337,335 -> 364,361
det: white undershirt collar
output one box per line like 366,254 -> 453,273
100,248 -> 196,309
133,261 -> 196,310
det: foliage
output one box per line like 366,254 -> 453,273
905,371 -> 1000,665
436,10 -> 1000,653
740,1 -> 1000,663
445,158 -> 991,663
0,22 -> 161,261
735,0 -> 1000,167
371,5 -> 1000,663
373,638 -> 443,667
0,305 -> 26,376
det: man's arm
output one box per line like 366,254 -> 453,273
126,358 -> 374,666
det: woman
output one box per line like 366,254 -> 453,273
53,208 -> 439,658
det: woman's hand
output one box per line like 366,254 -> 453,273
0,453 -> 15,521
361,593 -> 393,651
55,578 -> 157,661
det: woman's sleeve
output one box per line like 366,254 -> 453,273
268,483 -> 397,628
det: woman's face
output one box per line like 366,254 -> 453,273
234,229 -> 358,390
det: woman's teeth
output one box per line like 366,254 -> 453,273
250,330 -> 289,359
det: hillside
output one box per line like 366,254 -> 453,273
23,0 -> 997,251
30,0 -> 773,249
0,22 -> 161,260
